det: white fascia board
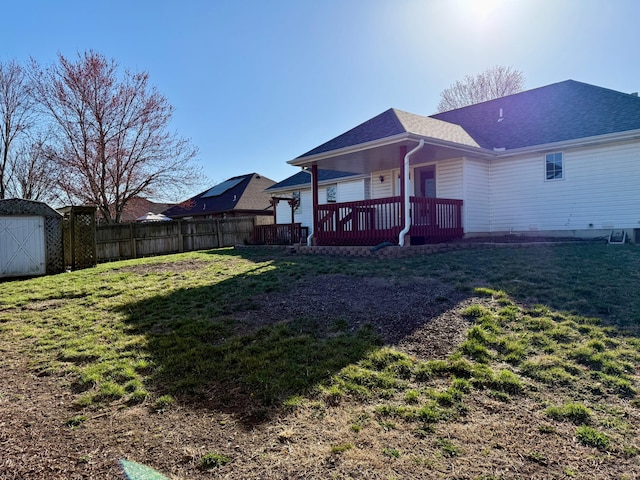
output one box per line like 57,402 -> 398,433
494,128 -> 640,158
288,133 -> 410,166
288,133 -> 494,166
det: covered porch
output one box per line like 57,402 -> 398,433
315,195 -> 463,246
287,108 -> 494,246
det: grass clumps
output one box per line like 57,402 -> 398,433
545,402 -> 592,424
331,443 -> 353,454
199,452 -> 232,469
153,395 -> 175,412
64,415 -> 87,428
382,447 -> 401,458
575,425 -> 610,450
436,438 -> 464,457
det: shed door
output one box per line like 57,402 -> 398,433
0,216 -> 46,277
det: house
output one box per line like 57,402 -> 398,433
285,80 -> 640,246
163,173 -> 276,220
112,197 -> 174,223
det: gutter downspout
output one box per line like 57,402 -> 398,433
306,166 -> 316,245
398,139 -> 425,247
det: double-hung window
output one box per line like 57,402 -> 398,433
326,184 -> 337,203
545,152 -> 563,180
292,191 -> 301,211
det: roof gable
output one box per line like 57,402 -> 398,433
296,108 -> 480,160
431,80 -> 640,150
298,109 -> 405,159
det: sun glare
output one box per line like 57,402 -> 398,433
451,0 -> 511,31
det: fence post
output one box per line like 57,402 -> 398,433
216,219 -> 223,247
178,220 -> 184,252
130,223 -> 137,259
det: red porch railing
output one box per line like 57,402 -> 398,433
315,196 -> 463,246
409,196 -> 464,244
254,223 -> 308,245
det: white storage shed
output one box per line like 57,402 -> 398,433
0,199 -> 64,278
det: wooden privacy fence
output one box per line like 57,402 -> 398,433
96,217 -> 257,262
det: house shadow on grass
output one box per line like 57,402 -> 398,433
115,259 -> 387,426
115,247 -> 475,427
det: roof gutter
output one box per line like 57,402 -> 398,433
492,128 -> 640,158
398,139 -> 425,247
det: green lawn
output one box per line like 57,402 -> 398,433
1,243 -> 640,478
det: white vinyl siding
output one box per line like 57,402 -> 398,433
463,157 -> 490,233
296,190 -> 313,228
275,200 -> 294,224
274,179 -> 366,229
338,179 -> 365,202
489,141 -> 640,232
371,170 -> 394,199
434,158 -> 463,199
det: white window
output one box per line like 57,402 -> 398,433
292,191 -> 301,211
326,184 -> 337,203
545,152 -> 563,180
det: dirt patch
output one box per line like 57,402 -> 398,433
2,273 -> 638,479
113,259 -> 212,275
234,274 -> 471,353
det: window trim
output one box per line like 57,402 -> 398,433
326,184 -> 337,203
292,191 -> 301,212
545,152 -> 564,181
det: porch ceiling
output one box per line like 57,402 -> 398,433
290,137 -> 491,174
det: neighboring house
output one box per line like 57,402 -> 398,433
113,197 -> 174,223
163,173 -> 275,220
286,80 -> 640,246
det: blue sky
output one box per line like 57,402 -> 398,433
2,0 -> 640,199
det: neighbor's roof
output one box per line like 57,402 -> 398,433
163,173 -> 275,218
294,80 -> 640,161
266,169 -> 361,192
117,197 -> 174,222
296,108 -> 480,159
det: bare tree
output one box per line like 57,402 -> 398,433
0,60 -> 35,199
436,66 -> 525,113
30,51 -> 202,222
7,133 -> 59,203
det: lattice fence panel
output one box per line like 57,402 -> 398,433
62,207 -> 97,270
44,217 -> 64,273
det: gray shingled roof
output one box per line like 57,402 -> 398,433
297,108 -> 479,159
431,80 -> 640,150
266,169 -> 360,191
294,80 -> 640,160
